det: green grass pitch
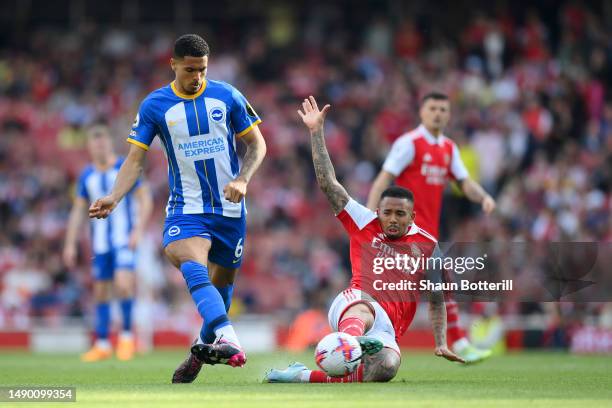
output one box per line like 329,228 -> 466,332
0,350 -> 611,407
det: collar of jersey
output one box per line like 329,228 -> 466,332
171,80 -> 207,99
406,223 -> 419,235
418,124 -> 444,146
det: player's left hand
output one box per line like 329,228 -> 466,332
435,346 -> 466,364
298,96 -> 331,132
482,195 -> 496,215
224,178 -> 247,203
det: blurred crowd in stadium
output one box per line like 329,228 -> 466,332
1,1 -> 611,347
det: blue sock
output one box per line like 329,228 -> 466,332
199,322 -> 216,344
181,261 -> 231,341
200,284 -> 234,343
217,284 -> 234,312
120,298 -> 133,333
95,302 -> 110,340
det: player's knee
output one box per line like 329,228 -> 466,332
164,239 -> 209,268
163,246 -> 181,268
342,302 -> 375,328
94,281 -> 112,302
114,273 -> 134,298
362,349 -> 400,382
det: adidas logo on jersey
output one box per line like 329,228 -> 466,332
423,153 -> 432,162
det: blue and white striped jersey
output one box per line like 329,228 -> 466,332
127,79 -> 261,218
77,157 -> 141,255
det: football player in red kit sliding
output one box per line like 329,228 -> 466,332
367,92 -> 496,363
264,96 -> 464,383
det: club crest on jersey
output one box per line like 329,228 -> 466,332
209,107 -> 225,123
444,154 -> 450,164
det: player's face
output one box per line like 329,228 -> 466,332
87,131 -> 113,163
377,197 -> 414,239
171,56 -> 208,95
420,99 -> 450,133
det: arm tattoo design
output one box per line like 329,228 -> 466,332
310,127 -> 349,214
429,290 -> 447,348
238,139 -> 265,182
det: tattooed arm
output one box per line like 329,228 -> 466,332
298,96 -> 349,214
223,125 -> 267,203
428,285 -> 465,363
429,290 -> 447,349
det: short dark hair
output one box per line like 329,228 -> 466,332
421,92 -> 449,107
174,34 -> 210,58
86,123 -> 111,139
380,186 -> 414,203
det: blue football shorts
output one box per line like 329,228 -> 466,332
92,246 -> 136,281
162,213 -> 246,269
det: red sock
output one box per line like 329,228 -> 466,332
338,316 -> 366,337
445,298 -> 466,345
309,364 -> 364,383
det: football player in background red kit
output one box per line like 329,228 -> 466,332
367,92 -> 496,363
264,96 -> 464,384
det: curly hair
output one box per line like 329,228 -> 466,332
381,186 -> 414,203
174,34 -> 210,58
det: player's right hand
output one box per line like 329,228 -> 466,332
435,346 -> 466,364
89,195 -> 118,219
298,95 -> 331,132
62,245 -> 77,269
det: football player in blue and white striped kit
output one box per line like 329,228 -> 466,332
64,124 -> 153,362
88,34 -> 266,383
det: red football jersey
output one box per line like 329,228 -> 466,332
383,124 -> 469,239
336,198 -> 437,338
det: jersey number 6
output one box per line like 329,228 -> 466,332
234,238 -> 243,259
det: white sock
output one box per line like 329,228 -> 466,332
214,324 -> 241,348
95,339 -> 111,350
452,337 -> 470,352
120,331 -> 133,340
298,370 -> 312,383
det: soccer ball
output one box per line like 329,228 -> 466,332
314,332 -> 362,377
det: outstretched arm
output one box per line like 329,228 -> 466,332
459,178 -> 496,214
89,144 -> 147,219
428,289 -> 465,363
367,170 -> 395,210
298,96 -> 349,214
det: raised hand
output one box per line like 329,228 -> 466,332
297,95 -> 331,132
